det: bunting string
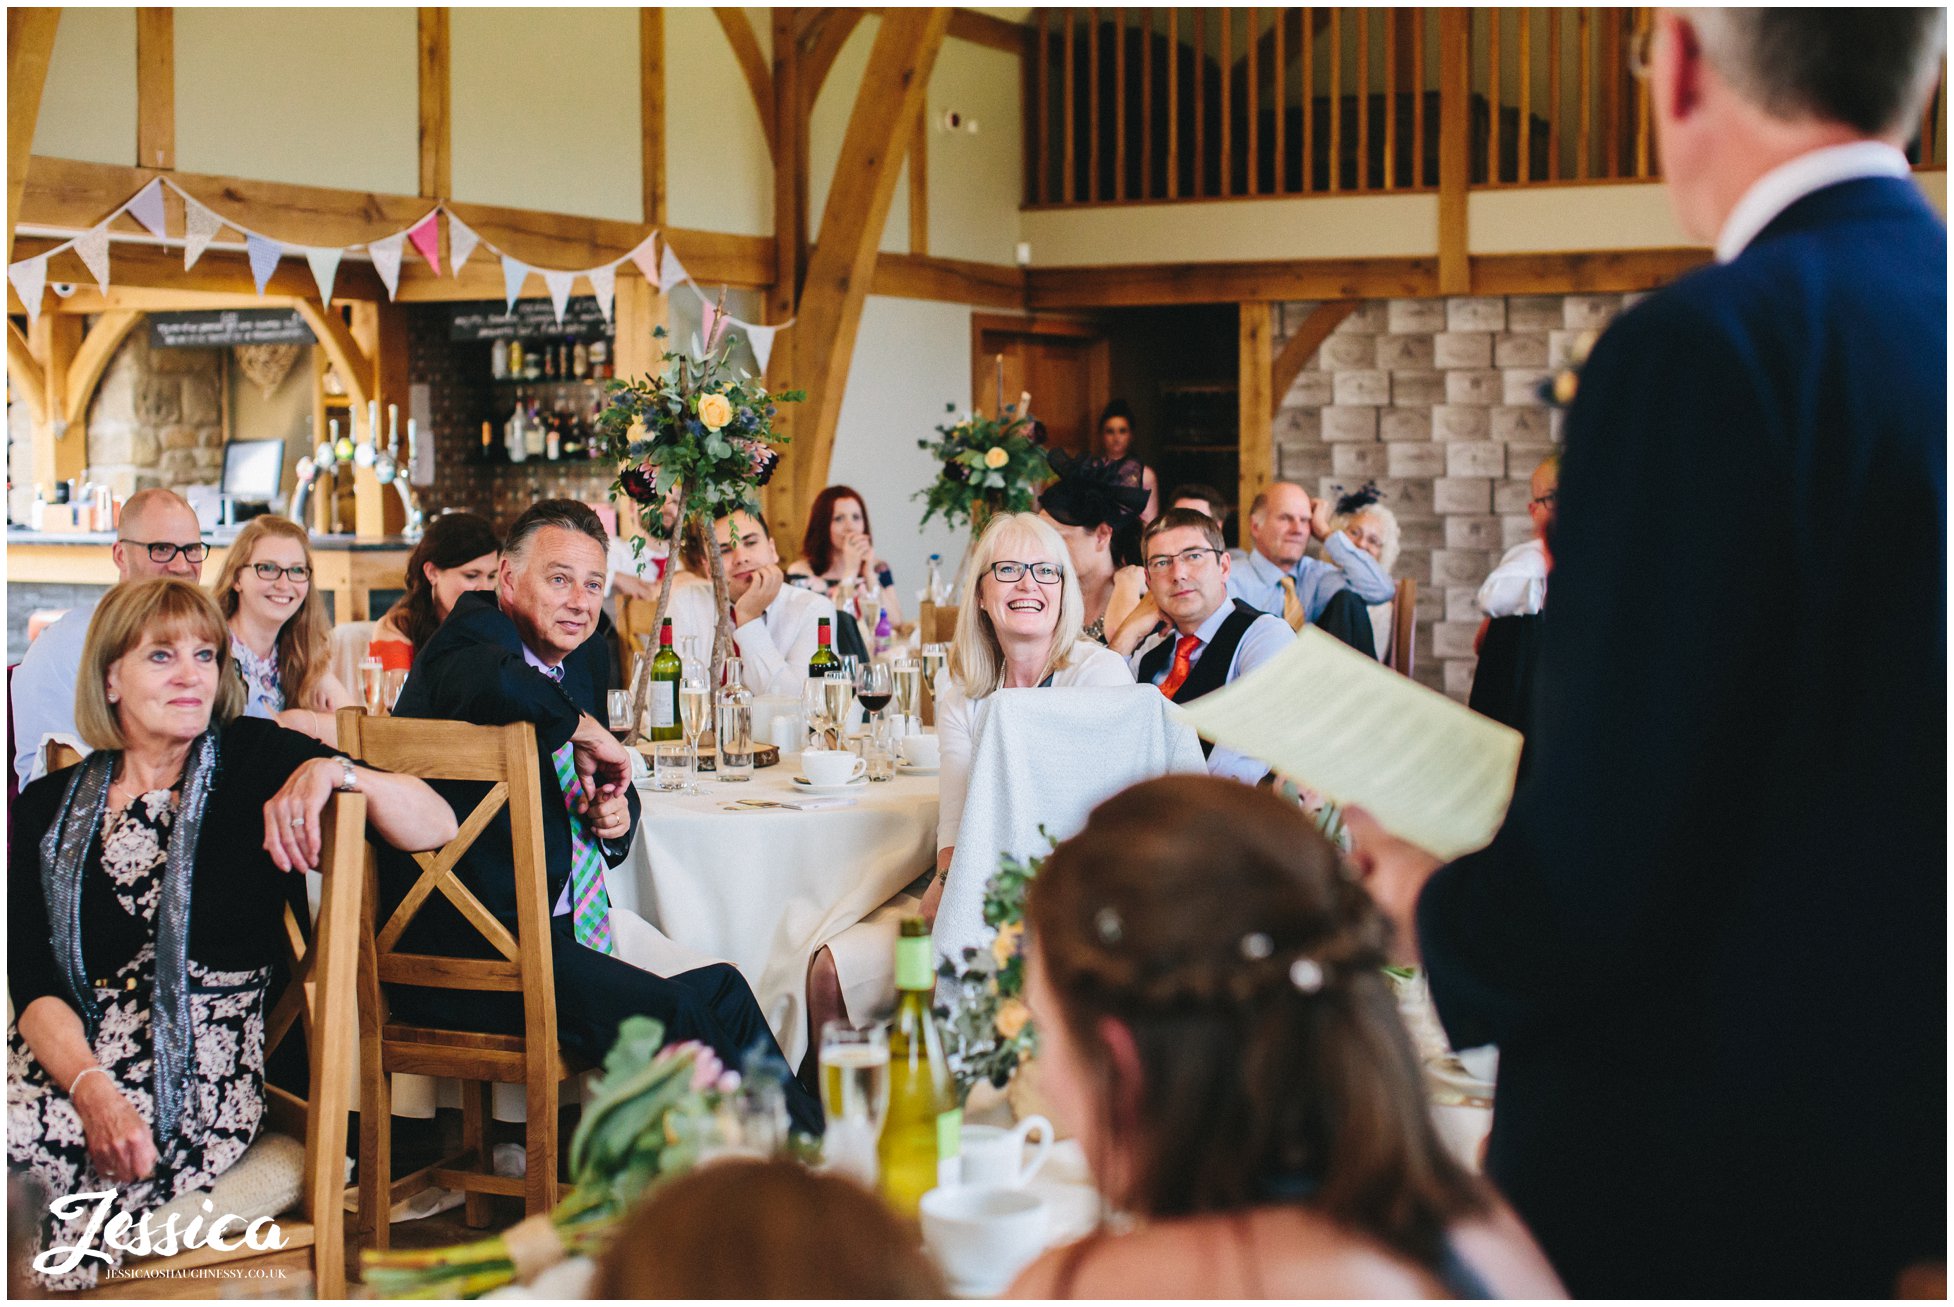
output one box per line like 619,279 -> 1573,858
6,176 -> 790,367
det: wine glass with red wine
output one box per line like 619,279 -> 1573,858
855,662 -> 894,750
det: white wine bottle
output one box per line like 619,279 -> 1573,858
878,916 -> 960,1216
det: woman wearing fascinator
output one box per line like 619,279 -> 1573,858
1038,449 -> 1151,645
1324,483 -> 1403,662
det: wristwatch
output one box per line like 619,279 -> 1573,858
332,755 -> 359,792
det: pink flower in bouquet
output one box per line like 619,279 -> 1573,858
732,437 -> 780,487
715,1070 -> 742,1095
688,1047 -> 726,1093
620,463 -> 661,505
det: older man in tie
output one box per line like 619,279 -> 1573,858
391,499 -> 821,1133
1225,481 -> 1394,628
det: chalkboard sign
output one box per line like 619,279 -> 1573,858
447,297 -> 614,341
150,309 -> 315,349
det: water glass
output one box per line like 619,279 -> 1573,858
652,740 -> 692,791
358,656 -> 385,715
819,1021 -> 890,1184
801,678 -> 834,752
865,745 -> 897,783
384,668 -> 409,713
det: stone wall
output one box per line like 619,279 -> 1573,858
86,331 -> 227,495
1273,292 -> 1637,701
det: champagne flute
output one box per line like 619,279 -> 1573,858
679,670 -> 712,795
891,658 -> 922,729
359,656 -> 386,716
821,674 -> 855,751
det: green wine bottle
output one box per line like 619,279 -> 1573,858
808,615 -> 841,681
647,619 -> 683,742
878,916 -> 960,1216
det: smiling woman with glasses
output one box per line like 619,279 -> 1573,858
209,515 -> 352,745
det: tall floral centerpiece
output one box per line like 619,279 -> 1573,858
916,403 -> 1051,539
934,848 -> 1043,1100
590,308 -> 801,736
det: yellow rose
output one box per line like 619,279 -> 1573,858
994,998 -> 1031,1040
698,392 -> 734,431
984,446 -> 1009,470
991,921 -> 1024,969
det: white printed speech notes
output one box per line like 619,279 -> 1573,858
1179,627 -> 1523,861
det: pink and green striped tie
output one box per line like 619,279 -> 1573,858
550,741 -> 615,955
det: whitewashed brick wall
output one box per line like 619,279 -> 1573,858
1275,292 -> 1638,701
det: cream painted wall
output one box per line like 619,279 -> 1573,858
925,41 -> 1025,265
33,7 -> 136,167
1021,192 -> 1438,265
175,8 -> 417,196
825,296 -> 973,606
666,8 -> 773,236
1914,169 -> 1947,216
1470,183 -> 1693,253
450,8 -> 642,223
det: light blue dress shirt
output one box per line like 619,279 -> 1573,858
1128,600 -> 1294,784
1226,534 -> 1395,622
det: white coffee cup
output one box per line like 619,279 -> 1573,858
919,1184 -> 1049,1296
897,733 -> 940,768
802,749 -> 866,786
958,1116 -> 1053,1187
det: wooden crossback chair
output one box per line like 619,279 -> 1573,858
335,708 -> 583,1242
1389,577 -> 1418,678
916,602 -> 960,726
84,789 -> 365,1300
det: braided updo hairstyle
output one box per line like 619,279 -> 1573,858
1025,775 -> 1488,1271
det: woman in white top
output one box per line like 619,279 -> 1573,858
922,512 -> 1133,920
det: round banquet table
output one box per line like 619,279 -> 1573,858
608,754 -> 940,1067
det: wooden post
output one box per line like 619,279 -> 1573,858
642,8 -> 667,227
418,8 -> 450,197
30,314 -> 85,493
1519,8 -> 1532,182
1237,303 -> 1274,552
765,6 -> 805,541
909,110 -> 928,255
8,8 -> 61,266
136,9 -> 173,171
1166,9 -> 1178,199
1437,8 -> 1469,294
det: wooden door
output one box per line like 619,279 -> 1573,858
971,314 -> 1108,457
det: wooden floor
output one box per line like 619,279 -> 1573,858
81,1110 -> 536,1301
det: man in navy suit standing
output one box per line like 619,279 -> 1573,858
1351,11 -> 1944,1297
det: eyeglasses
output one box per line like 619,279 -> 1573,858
1530,491 -> 1558,508
121,539 -> 209,565
1627,27 -> 1654,80
250,562 -> 312,583
988,560 -> 1063,585
1143,547 -> 1225,575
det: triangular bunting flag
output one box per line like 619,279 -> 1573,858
447,213 -> 481,274
589,264 -> 617,323
128,179 -> 168,239
305,247 -> 343,305
73,224 -> 112,295
183,201 -> 223,270
407,213 -> 441,276
8,254 -> 48,325
369,232 -> 405,300
542,270 -> 575,324
502,255 -> 530,311
628,232 -> 660,286
658,243 -> 688,293
746,322 -> 781,373
245,233 -> 283,296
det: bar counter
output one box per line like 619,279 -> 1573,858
6,528 -> 415,623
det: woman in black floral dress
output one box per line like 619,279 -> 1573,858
7,579 -> 454,1289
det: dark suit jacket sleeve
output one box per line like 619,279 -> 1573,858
1416,292 -> 1779,1050
411,607 -> 586,758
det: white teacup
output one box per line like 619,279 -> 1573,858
897,733 -> 940,768
958,1116 -> 1053,1187
920,1184 -> 1049,1296
802,749 -> 866,787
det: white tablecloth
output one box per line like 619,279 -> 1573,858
611,755 -> 939,1067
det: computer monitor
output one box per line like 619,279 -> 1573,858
221,438 -> 285,504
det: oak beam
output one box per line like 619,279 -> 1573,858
870,251 -> 1022,308
29,312 -> 85,491
7,321 -> 46,425
1237,303 -> 1274,551
802,9 -> 862,110
909,111 -> 928,254
784,6 -> 952,524
63,309 -> 143,438
1437,9 -> 1470,293
8,8 -> 61,265
642,8 -> 667,225
418,8 -> 450,198
136,8 -> 173,171
714,8 -> 776,155
1269,301 -> 1358,416
292,300 -> 375,420
9,233 -> 392,306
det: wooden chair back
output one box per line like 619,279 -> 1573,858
918,600 -> 960,645
1389,577 -> 1417,677
618,594 -> 659,670
112,792 -> 365,1297
334,707 -> 568,1235
44,740 -> 83,773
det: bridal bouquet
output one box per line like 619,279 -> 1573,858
935,847 -> 1044,1098
360,1017 -> 753,1298
916,403 -> 1050,531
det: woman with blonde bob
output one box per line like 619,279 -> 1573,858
925,512 -> 1132,919
1007,776 -> 1563,1299
211,515 -> 352,745
6,579 -> 454,1291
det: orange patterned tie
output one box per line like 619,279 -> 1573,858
1157,634 -> 1201,699
1278,576 -> 1307,631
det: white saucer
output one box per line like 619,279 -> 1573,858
792,774 -> 868,794
895,760 -> 939,775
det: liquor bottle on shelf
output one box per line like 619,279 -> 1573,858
524,395 -> 546,459
589,338 -> 610,381
646,619 -> 683,742
508,339 -> 525,378
505,388 -> 528,464
572,339 -> 589,379
809,617 -> 840,681
556,342 -> 570,378
878,916 -> 961,1216
544,419 -> 561,462
491,338 -> 510,380
544,340 -> 558,379
479,421 -> 495,463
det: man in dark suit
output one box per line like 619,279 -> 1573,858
1351,11 -> 1944,1297
391,500 -> 821,1134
